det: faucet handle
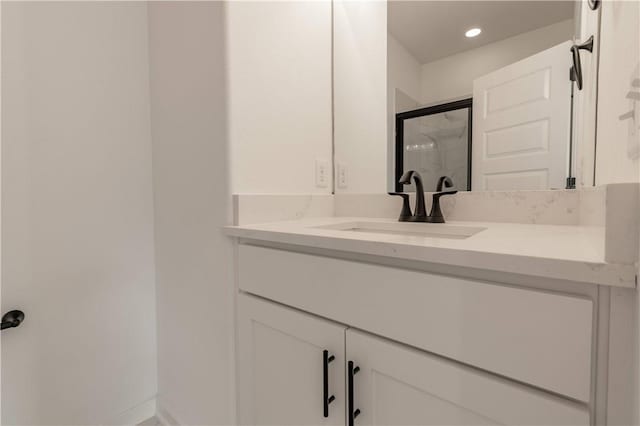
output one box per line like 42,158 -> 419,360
428,190 -> 458,223
388,192 -> 413,222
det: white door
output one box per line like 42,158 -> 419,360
237,294 -> 346,425
2,3 -> 158,424
345,329 -> 589,426
472,41 -> 573,190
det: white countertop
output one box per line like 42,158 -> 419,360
224,217 -> 637,288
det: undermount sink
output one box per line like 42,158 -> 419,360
315,221 -> 486,240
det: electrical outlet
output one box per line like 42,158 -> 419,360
337,163 -> 348,188
315,159 -> 329,188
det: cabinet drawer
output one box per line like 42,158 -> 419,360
238,244 -> 594,402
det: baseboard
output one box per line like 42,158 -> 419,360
155,405 -> 180,426
111,397 -> 157,425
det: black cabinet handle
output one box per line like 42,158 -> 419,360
348,361 -> 360,426
323,350 -> 336,418
1,310 -> 25,331
571,36 -> 594,90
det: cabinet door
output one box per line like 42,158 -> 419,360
237,294 -> 346,425
346,329 -> 590,426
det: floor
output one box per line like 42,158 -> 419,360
138,416 -> 161,426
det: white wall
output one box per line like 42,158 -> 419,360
594,0 -> 640,185
1,3 -> 157,424
334,0 -> 388,194
0,4 -> 4,419
226,1 -> 332,194
147,3 -> 234,425
388,34 -> 422,106
420,19 -> 574,105
387,34 -> 422,190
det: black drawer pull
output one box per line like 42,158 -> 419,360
348,361 -> 360,426
323,350 -> 335,417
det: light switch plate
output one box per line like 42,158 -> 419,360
315,159 -> 329,188
337,163 -> 348,188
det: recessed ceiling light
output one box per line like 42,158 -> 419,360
465,28 -> 482,38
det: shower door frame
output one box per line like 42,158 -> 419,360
395,98 -> 473,192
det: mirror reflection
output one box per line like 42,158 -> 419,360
388,1 -> 576,192
396,100 -> 472,192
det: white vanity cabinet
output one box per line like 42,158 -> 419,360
237,294 -> 589,426
235,243 -> 602,425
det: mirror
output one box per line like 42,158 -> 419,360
333,0 -> 582,193
389,1 -> 576,192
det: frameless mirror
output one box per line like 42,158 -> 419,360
389,1 -> 577,192
332,0 -> 586,194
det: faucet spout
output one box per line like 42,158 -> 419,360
399,170 -> 428,221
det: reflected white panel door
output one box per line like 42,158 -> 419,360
346,329 -> 589,426
237,294 -> 346,425
472,41 -> 572,190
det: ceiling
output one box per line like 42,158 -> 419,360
388,1 -> 575,64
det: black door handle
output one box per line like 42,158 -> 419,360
1,310 -> 25,331
323,350 -> 336,418
571,36 -> 594,90
348,361 -> 360,426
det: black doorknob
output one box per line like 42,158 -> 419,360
1,310 -> 25,331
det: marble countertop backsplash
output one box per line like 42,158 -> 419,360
231,184 -> 639,275
334,187 -> 606,226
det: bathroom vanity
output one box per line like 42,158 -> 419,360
224,0 -> 640,423
226,187 -> 638,426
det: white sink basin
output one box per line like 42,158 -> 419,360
315,221 -> 486,240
